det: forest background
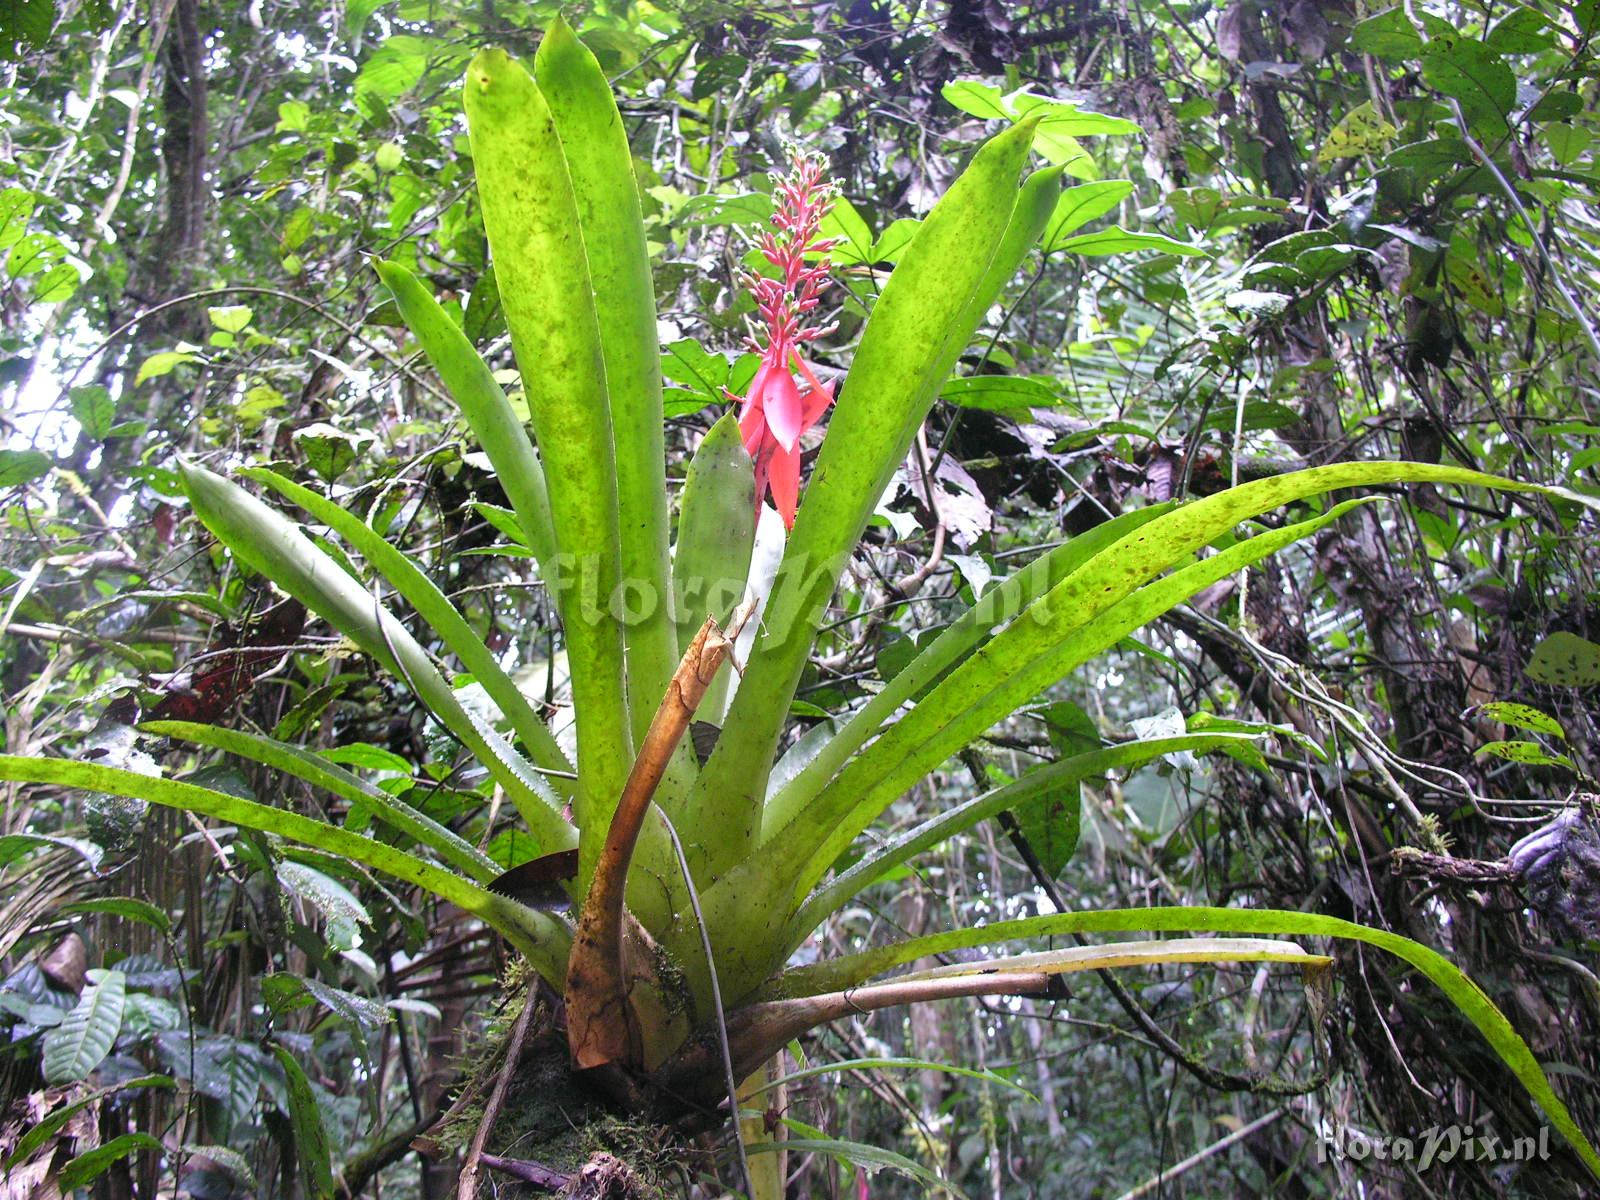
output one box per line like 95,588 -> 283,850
2,0 -> 1599,1196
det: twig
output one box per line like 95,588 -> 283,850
1111,1107 -> 1287,1200
477,1153 -> 569,1191
457,986 -> 541,1200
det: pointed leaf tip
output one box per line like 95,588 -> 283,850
541,11 -> 577,50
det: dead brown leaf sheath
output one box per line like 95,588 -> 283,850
565,615 -> 734,1071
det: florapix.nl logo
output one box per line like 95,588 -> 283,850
1318,1122 -> 1553,1171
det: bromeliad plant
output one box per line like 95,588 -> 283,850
5,15 -> 1600,1186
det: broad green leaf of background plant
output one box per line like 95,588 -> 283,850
272,1043 -> 335,1199
57,1134 -> 164,1191
1041,180 -> 1134,251
43,969 -> 125,1083
1525,631 -> 1600,686
1420,36 -> 1514,135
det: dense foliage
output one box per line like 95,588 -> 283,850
2,0 -> 1599,1196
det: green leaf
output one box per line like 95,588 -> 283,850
770,906 -> 1600,1181
1475,740 -> 1575,770
206,305 -> 253,333
68,385 -> 115,440
669,411 -> 755,728
58,897 -> 171,933
355,34 -> 430,98
459,268 -> 505,345
819,195 -> 874,266
675,191 -> 772,227
1479,702 -> 1565,739
1486,7 -> 1555,52
662,337 -> 733,396
1014,768 -> 1081,878
760,1138 -> 969,1198
0,188 -> 34,249
1317,101 -> 1398,164
293,423 -> 365,482
43,969 -> 126,1083
276,100 -> 310,132
58,1133 -> 163,1191
940,375 -> 1060,411
871,217 -> 922,263
134,350 -> 199,385
465,48 -> 633,841
537,17 -> 678,754
261,972 -> 391,1029
34,260 -> 81,303
1525,631 -> 1600,687
0,755 -> 570,983
1348,7 -> 1450,58
344,0 -> 388,35
1041,180 -> 1134,251
940,79 -> 1011,120
1053,227 -> 1208,257
1010,91 -> 1141,137
1421,36 -> 1515,134
178,460 -> 571,852
0,448 -> 51,488
277,860 -> 371,928
272,1044 -> 335,1199
471,502 -> 530,548
0,831 -> 103,869
1015,701 -> 1100,876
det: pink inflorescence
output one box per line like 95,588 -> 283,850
729,149 -> 839,530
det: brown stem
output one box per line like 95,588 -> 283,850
1390,847 -> 1520,886
566,615 -> 736,1071
477,1154 -> 569,1191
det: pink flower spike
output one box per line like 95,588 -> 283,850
727,147 -> 837,531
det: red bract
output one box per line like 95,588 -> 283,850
728,150 -> 838,529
